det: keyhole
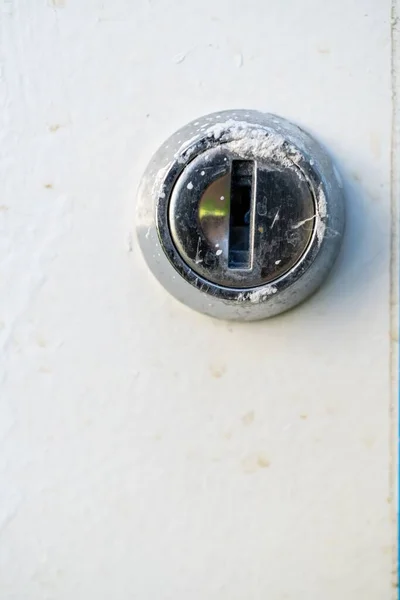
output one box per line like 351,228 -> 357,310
228,160 -> 254,269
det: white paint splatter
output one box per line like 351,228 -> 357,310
205,119 -> 303,169
237,286 -> 278,303
316,185 -> 328,244
220,196 -> 225,201
187,182 -> 194,190
216,249 -> 222,256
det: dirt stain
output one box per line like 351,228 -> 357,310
36,334 -> 47,348
362,434 -> 376,449
299,414 -> 308,420
242,452 -> 270,473
241,411 -> 255,426
44,184 -> 53,189
48,124 -> 61,132
317,47 -> 331,55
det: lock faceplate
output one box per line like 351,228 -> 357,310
136,110 -> 345,321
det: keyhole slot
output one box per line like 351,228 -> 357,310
228,160 -> 254,269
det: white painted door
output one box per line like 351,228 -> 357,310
0,1 -> 398,598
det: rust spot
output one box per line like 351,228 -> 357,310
241,411 -> 255,426
210,364 -> 226,379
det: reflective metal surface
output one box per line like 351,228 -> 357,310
169,147 -> 315,288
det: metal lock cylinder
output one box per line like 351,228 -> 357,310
136,110 -> 345,321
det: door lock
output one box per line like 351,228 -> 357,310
136,110 -> 345,321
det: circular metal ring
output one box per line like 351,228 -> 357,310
136,110 -> 345,321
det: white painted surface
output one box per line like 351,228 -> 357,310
0,1 -> 397,599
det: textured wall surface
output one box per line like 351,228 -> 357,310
0,1 -> 398,598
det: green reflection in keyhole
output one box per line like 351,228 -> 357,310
198,174 -> 231,249
198,174 -> 230,219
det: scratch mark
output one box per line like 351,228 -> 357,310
195,237 -> 202,264
292,215 -> 315,229
270,209 -> 280,229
